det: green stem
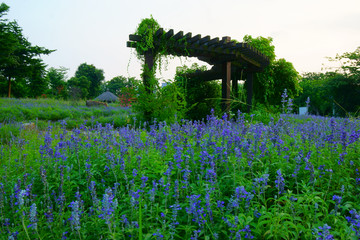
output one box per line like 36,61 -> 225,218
21,217 -> 31,240
139,198 -> 143,240
77,229 -> 82,240
36,228 -> 43,240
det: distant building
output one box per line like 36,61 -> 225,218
95,90 -> 118,103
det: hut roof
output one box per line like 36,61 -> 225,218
95,91 -> 118,102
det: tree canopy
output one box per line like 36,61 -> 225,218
243,35 -> 301,107
0,3 -> 53,97
75,63 -> 104,99
295,47 -> 360,116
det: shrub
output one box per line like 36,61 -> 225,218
175,63 -> 221,120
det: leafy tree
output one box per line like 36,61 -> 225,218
243,35 -> 301,107
46,67 -> 68,99
296,47 -> 360,116
0,3 -> 53,98
104,76 -> 139,94
27,60 -> 49,98
105,76 -> 127,94
332,46 -> 360,78
75,63 -> 104,99
67,76 -> 91,100
295,72 -> 334,115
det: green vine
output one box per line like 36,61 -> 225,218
133,16 -> 187,123
134,15 -> 161,59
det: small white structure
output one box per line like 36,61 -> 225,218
299,107 -> 308,115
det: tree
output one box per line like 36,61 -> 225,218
75,63 -> 104,99
297,47 -> 360,116
332,46 -> 360,79
243,35 -> 301,107
105,75 -> 140,95
46,67 -> 68,98
27,59 -> 49,98
105,76 -> 128,94
67,76 -> 91,100
0,3 -> 53,98
295,72 -> 334,115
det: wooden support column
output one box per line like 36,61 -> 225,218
143,51 -> 155,121
232,73 -> 239,100
144,51 -> 154,93
222,61 -> 231,115
221,36 -> 231,115
246,72 -> 253,113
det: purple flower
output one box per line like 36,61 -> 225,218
346,209 -> 360,237
153,229 -> 164,240
89,181 -> 99,207
68,201 -> 81,230
312,224 -> 334,240
99,188 -> 118,225
27,203 -> 37,229
186,195 -> 206,226
275,169 -> 285,195
253,174 -> 269,195
332,195 -> 342,216
242,225 -> 254,239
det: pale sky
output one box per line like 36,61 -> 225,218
3,0 -> 360,82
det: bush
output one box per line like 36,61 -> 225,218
134,78 -> 186,124
175,63 -> 221,120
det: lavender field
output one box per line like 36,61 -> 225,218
0,110 -> 360,239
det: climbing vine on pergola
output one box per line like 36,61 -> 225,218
127,19 -> 270,116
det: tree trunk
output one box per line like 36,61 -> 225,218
7,76 -> 11,98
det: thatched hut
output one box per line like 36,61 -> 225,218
95,91 -> 118,103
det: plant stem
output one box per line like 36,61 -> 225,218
21,217 -> 31,240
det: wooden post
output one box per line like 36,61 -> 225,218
144,51 -> 154,93
221,36 -> 231,116
232,73 -> 239,100
246,72 -> 253,113
143,51 -> 155,121
7,76 -> 11,98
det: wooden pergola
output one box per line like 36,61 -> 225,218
127,28 -> 270,113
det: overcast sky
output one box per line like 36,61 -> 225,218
3,0 -> 360,81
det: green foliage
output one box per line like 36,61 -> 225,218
75,63 -> 105,99
0,122 -> 20,144
67,76 -> 91,100
0,113 -> 359,238
0,3 -> 53,98
133,16 -> 187,123
243,35 -> 301,107
296,47 -> 360,117
118,86 -> 137,107
0,98 -> 131,128
175,63 -> 221,120
27,60 -> 49,98
104,75 -> 140,96
134,15 -> 161,59
332,46 -> 360,78
270,59 -> 301,105
243,35 -> 276,63
133,78 -> 186,124
46,67 -> 68,99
